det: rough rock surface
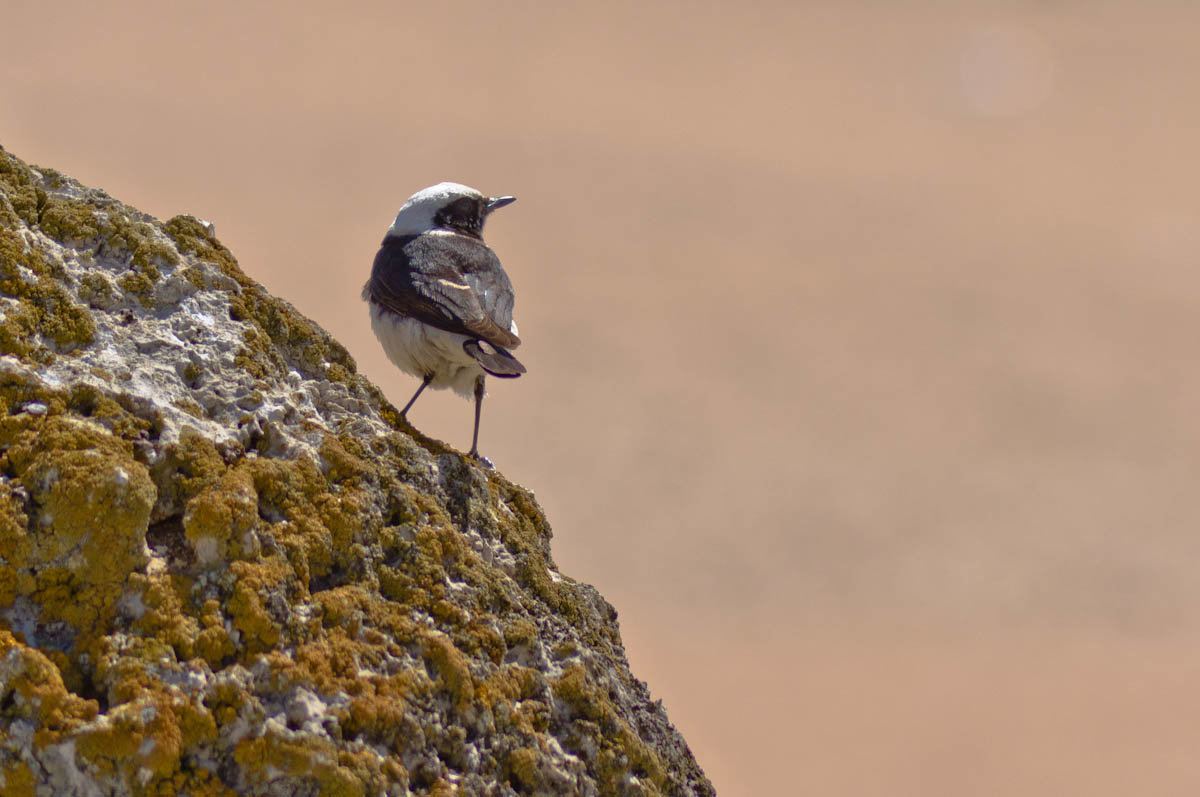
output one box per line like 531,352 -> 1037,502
0,146 -> 713,796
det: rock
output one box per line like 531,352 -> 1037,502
0,146 -> 714,796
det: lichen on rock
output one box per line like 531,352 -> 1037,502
0,145 -> 713,796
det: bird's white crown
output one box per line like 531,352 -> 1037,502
386,182 -> 484,236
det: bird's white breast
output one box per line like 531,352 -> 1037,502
368,304 -> 483,397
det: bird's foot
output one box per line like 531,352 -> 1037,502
468,451 -> 495,469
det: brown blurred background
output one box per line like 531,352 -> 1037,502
5,1 -> 1200,793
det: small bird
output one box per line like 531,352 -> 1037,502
362,182 -> 525,460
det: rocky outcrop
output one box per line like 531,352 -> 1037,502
0,146 -> 713,796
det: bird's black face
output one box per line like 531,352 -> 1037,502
434,194 -> 515,238
435,196 -> 488,237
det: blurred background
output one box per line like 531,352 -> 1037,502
5,1 -> 1200,793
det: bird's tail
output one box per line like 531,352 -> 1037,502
463,339 -> 526,378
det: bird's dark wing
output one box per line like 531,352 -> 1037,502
463,339 -> 526,377
364,235 -> 521,349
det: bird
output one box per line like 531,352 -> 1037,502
362,182 -> 525,461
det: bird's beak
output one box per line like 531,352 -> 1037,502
486,195 -> 516,212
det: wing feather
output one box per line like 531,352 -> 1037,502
365,235 -> 521,349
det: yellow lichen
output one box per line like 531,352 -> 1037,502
0,631 -> 98,738
0,480 -> 33,607
0,415 -> 154,679
120,574 -> 202,664
0,759 -> 36,797
0,227 -> 96,356
553,664 -> 670,793
233,733 -> 375,796
183,466 -> 258,564
421,633 -> 475,708
507,746 -> 543,790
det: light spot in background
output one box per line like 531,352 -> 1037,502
958,25 -> 1055,117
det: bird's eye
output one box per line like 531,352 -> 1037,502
453,197 -> 477,216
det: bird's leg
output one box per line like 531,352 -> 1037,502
401,374 -> 433,418
468,374 -> 485,459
